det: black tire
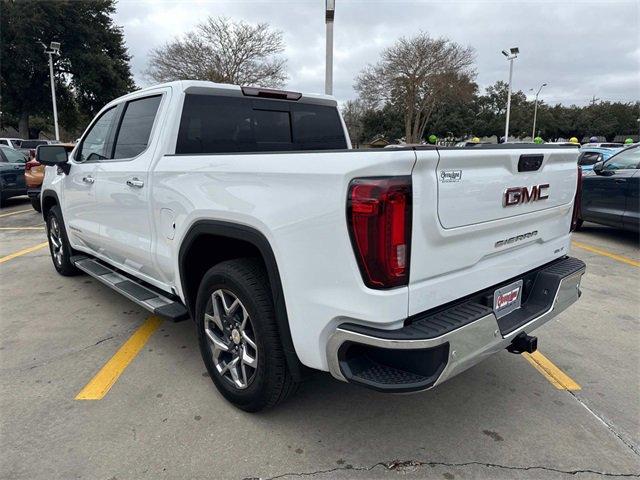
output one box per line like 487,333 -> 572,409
195,258 -> 298,412
30,195 -> 41,213
46,205 -> 81,276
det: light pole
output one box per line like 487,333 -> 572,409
501,47 -> 519,143
325,0 -> 335,95
44,41 -> 61,141
530,82 -> 547,139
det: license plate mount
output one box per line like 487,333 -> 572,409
493,279 -> 523,319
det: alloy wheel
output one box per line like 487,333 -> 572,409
204,289 -> 258,389
49,217 -> 63,267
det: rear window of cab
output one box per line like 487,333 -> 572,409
176,94 -> 347,154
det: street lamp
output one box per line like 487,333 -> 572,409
325,0 -> 335,95
43,41 -> 61,141
501,46 -> 519,143
530,82 -> 547,139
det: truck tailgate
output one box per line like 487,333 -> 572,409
437,148 -> 577,228
408,146 -> 578,316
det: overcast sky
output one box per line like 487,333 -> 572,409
114,0 -> 639,106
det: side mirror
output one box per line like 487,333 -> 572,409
36,145 -> 70,174
592,161 -> 604,175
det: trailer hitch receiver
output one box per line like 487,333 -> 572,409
507,332 -> 538,354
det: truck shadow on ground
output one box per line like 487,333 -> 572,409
166,318 -> 590,468
0,196 -> 31,211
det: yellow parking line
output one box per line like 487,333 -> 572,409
0,242 -> 49,264
75,316 -> 163,400
0,208 -> 32,218
523,351 -> 581,391
572,241 -> 639,268
0,226 -> 45,230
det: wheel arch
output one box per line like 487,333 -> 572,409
178,220 -> 304,380
41,189 -> 60,219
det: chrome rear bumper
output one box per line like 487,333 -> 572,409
326,257 -> 585,392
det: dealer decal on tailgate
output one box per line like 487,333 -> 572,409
493,280 -> 523,318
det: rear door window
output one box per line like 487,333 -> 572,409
112,95 -> 162,159
176,94 -> 347,154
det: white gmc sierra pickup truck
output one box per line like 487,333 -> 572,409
37,81 -> 585,411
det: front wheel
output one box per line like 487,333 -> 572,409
195,259 -> 298,412
30,195 -> 41,213
46,205 -> 81,276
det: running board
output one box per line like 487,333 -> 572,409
71,255 -> 189,322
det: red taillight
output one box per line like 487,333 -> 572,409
571,166 -> 582,231
347,177 -> 412,289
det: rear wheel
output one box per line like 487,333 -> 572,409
195,258 -> 298,412
46,205 -> 81,276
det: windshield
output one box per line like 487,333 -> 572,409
21,140 -> 48,148
1,146 -> 27,163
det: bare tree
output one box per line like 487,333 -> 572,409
341,99 -> 367,147
145,17 -> 287,87
355,33 -> 476,143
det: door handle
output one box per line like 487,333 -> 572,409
615,179 -> 626,184
126,177 -> 144,188
82,176 -> 95,184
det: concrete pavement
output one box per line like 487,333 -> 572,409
1,197 -> 638,479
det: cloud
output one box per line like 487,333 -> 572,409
114,0 -> 640,106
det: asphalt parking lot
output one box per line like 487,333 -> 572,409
1,196 -> 638,480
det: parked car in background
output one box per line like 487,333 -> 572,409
18,140 -> 50,161
578,146 -> 622,172
581,142 -> 624,148
578,145 -> 639,232
545,142 -> 581,150
0,138 -> 23,149
0,145 -> 28,206
26,143 -> 75,212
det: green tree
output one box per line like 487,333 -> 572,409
428,82 -> 479,138
472,81 -> 530,139
360,104 -> 405,144
0,0 -> 135,139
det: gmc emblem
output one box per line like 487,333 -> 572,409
503,184 -> 549,206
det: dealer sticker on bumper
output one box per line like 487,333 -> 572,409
493,279 -> 523,318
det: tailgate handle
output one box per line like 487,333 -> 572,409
518,154 -> 543,172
